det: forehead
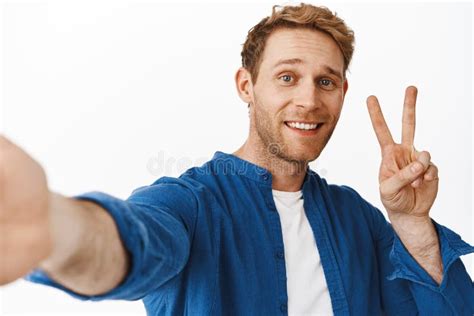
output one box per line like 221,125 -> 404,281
260,27 -> 344,72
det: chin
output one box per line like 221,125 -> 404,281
283,147 -> 322,163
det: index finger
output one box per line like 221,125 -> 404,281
367,95 -> 395,149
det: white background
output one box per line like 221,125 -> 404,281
1,0 -> 472,315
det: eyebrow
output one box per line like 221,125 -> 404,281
273,58 -> 343,81
273,58 -> 304,67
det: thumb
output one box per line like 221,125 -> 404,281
380,160 -> 426,199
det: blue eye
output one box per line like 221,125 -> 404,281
319,78 -> 337,90
280,75 -> 293,83
320,79 -> 332,86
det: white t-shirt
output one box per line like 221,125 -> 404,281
272,189 -> 334,316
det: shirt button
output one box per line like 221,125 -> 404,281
280,303 -> 287,313
275,251 -> 284,259
262,174 -> 269,181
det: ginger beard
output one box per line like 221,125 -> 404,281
250,92 -> 340,167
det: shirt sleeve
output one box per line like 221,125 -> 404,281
372,205 -> 474,315
25,176 -> 199,301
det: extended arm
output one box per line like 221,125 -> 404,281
39,193 -> 129,295
1,135 -> 196,301
0,135 -> 128,295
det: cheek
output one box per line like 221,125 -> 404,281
254,90 -> 289,119
322,93 -> 344,114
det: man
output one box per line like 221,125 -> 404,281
1,3 -> 473,315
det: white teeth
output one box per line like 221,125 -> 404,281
287,122 -> 319,130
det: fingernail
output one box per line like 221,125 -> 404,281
411,162 -> 422,173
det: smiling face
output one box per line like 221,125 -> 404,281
236,27 -> 348,164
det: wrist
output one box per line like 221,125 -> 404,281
39,193 -> 87,271
390,214 -> 438,253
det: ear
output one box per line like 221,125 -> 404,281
343,79 -> 349,98
235,67 -> 253,104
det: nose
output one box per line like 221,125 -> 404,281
295,79 -> 321,110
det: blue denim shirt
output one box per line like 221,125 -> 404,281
28,151 -> 474,315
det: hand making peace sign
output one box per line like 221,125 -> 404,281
367,86 -> 439,221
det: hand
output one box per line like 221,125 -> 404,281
366,86 -> 439,221
0,135 -> 52,285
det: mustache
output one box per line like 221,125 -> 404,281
282,110 -> 332,121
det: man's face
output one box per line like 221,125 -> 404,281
245,28 -> 348,164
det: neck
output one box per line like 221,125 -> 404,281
233,139 -> 308,192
